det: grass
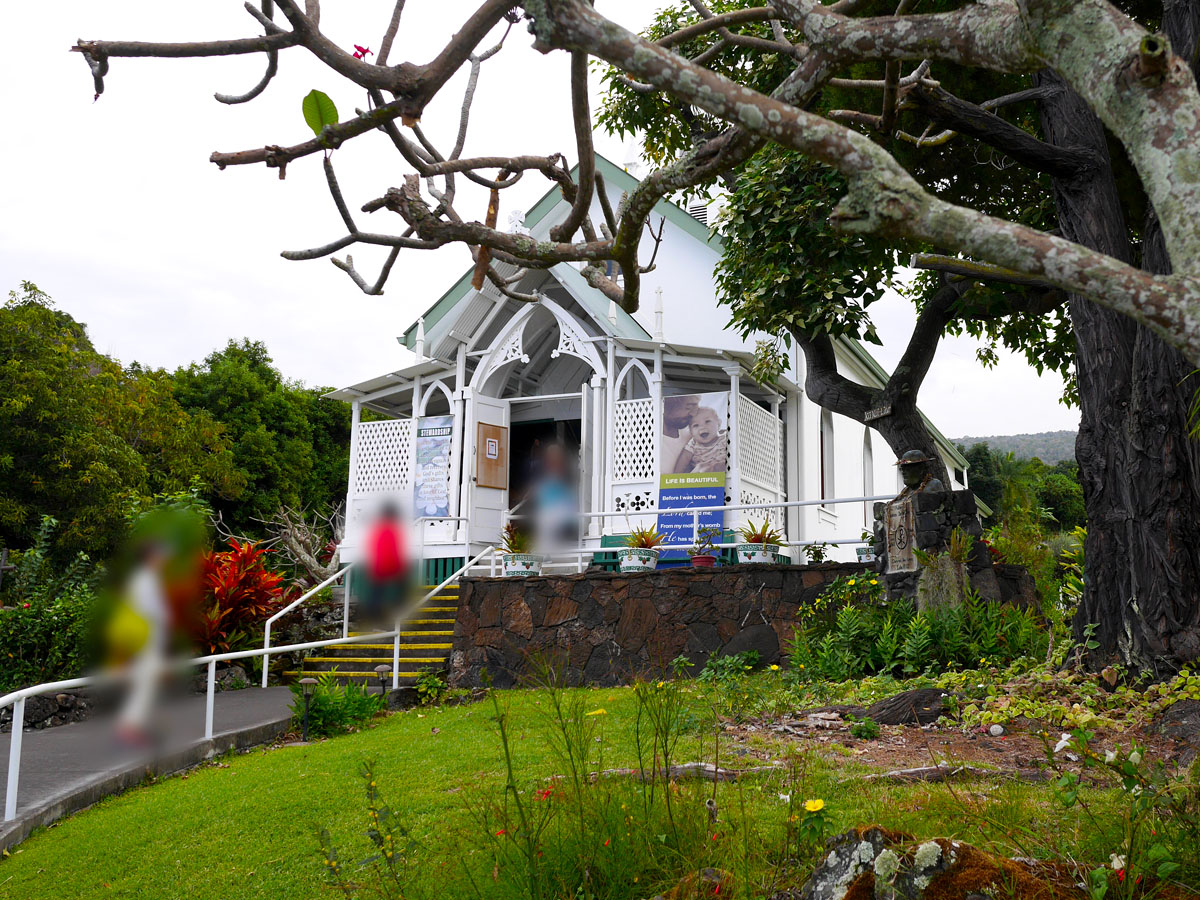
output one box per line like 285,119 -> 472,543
0,682 -> 1163,900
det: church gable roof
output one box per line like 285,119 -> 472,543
399,154 -> 716,351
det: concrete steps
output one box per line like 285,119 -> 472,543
290,587 -> 457,686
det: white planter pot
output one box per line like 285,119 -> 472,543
736,543 -> 782,565
502,553 -> 544,577
617,547 -> 661,573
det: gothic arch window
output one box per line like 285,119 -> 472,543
862,429 -> 874,526
820,409 -> 835,502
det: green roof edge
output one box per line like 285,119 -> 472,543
401,153 -> 720,348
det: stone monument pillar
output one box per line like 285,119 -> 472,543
871,450 -> 1006,606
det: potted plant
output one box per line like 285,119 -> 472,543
736,519 -> 785,564
617,525 -> 665,573
688,526 -> 722,567
500,523 -> 543,577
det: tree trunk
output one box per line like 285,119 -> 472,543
797,332 -> 952,486
1038,40 -> 1200,674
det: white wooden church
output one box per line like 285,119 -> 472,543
328,155 -> 968,577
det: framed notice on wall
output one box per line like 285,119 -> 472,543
476,422 -> 508,489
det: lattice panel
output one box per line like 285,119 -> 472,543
738,396 -> 783,495
352,419 -> 414,496
612,398 -> 655,482
738,488 -> 784,532
613,489 -> 656,513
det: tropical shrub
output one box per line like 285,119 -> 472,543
414,668 -> 447,705
290,669 -> 386,737
0,517 -> 104,691
788,577 -> 1048,681
697,649 -> 760,684
189,539 -> 290,654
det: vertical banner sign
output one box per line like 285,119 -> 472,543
413,415 -> 454,517
657,392 -> 729,557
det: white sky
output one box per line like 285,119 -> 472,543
0,2 -> 1077,436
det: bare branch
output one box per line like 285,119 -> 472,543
332,248 -> 400,295
910,253 -> 1061,291
549,51 -> 595,242
377,0 -> 407,66
657,7 -> 778,48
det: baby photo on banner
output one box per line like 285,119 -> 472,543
657,392 -> 729,556
413,415 -> 454,517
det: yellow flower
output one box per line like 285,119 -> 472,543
848,579 -> 856,586
870,579 -> 878,585
804,798 -> 825,813
586,708 -> 608,716
769,664 -> 780,671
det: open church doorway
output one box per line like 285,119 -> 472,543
509,418 -> 582,508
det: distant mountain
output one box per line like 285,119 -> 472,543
951,430 -> 1077,464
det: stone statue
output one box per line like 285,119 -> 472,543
895,449 -> 946,496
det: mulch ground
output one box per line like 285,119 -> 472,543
722,706 -> 1198,780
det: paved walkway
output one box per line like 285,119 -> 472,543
0,687 -> 293,851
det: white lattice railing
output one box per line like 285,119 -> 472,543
612,397 -> 655,483
345,418 -> 414,547
352,419 -> 414,495
735,395 -> 785,532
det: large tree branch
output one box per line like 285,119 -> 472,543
528,0 -> 1200,365
387,176 -> 615,265
549,51 -> 595,242
904,80 -> 1098,179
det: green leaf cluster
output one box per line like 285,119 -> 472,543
171,338 -> 351,533
0,282 -> 243,560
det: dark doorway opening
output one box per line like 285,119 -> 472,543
509,418 -> 582,506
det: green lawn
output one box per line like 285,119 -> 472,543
0,685 -> 1144,900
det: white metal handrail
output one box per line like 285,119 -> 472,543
386,545 -> 494,690
2,546 -> 493,824
503,493 -> 895,548
261,565 -> 351,688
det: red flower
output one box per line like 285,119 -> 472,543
353,44 -> 373,60
603,838 -> 610,847
535,788 -> 554,801
1117,869 -> 1126,883
495,829 -> 507,836
22,603 -> 30,609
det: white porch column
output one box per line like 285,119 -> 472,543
603,338 -> 616,528
590,372 -> 606,538
725,366 -> 741,530
459,387 -> 475,549
449,344 -> 467,547
651,344 -> 664,512
345,399 -> 362,550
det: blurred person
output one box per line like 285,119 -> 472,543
359,500 -> 413,628
533,442 -> 578,553
103,502 -> 205,747
107,539 -> 171,747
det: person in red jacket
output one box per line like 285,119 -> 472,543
360,501 -> 412,626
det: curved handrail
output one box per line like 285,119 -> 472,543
261,565 -> 351,688
3,545 -> 494,823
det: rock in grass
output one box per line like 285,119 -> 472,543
793,826 -> 1125,899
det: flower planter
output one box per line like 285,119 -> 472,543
736,543 -> 781,565
690,554 -> 717,568
502,553 -> 544,577
617,547 -> 660,573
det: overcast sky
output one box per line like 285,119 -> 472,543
1,2 -> 1078,437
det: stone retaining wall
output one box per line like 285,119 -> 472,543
448,562 -> 869,688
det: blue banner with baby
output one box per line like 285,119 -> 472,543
657,391 -> 729,558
